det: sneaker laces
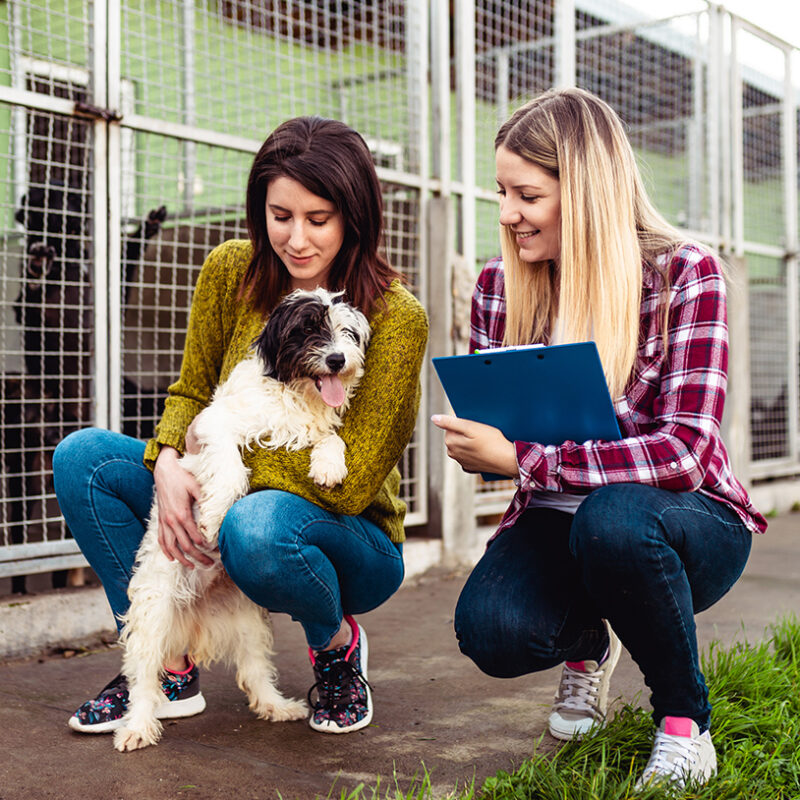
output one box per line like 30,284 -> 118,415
553,664 -> 603,715
642,729 -> 702,784
307,653 -> 372,713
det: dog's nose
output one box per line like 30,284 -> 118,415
325,353 -> 345,373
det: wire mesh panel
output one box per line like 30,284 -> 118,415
738,31 -> 785,248
1,0 -> 92,76
383,183 -> 421,294
382,182 -> 424,519
749,256 -> 791,461
118,135 -> 252,440
0,0 -> 98,584
120,0 -> 421,171
2,104 -> 95,529
114,1 -> 429,524
578,14 -> 710,233
474,196 -> 499,282
474,0 -> 554,195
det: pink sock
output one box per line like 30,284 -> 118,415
566,645 -> 609,672
165,658 -> 193,676
663,716 -> 694,737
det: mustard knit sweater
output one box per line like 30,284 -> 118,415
143,240 -> 428,543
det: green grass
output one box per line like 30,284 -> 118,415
328,617 -> 800,800
317,768 -> 474,800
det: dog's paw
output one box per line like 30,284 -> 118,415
309,437 -> 347,488
196,510 -> 224,544
113,725 -> 160,752
308,461 -> 347,488
252,696 -> 309,722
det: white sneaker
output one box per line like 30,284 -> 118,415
547,619 -> 622,740
636,717 -> 717,791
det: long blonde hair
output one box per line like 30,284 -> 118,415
496,87 -> 685,399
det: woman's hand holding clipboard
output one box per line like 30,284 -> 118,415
431,342 -> 621,480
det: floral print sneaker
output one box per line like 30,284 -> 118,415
307,616 -> 373,734
68,661 -> 206,733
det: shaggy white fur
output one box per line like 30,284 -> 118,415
113,288 -> 371,751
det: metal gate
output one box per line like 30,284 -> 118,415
459,1 -> 800,516
730,16 -> 800,480
0,0 -> 430,583
2,1 -> 799,583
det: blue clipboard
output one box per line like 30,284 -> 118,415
432,342 -> 622,481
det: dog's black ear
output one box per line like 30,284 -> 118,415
254,296 -> 295,377
14,197 -> 26,225
253,323 -> 279,377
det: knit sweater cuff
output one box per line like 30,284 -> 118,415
143,426 -> 187,471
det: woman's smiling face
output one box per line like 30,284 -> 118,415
266,176 -> 345,290
495,145 -> 562,264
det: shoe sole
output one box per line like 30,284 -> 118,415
547,620 -> 623,741
547,715 -> 601,741
309,623 -> 373,735
68,691 -> 207,734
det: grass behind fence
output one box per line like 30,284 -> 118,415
330,617 -> 800,800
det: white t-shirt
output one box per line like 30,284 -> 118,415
524,318 -> 589,516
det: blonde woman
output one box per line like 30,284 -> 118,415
432,88 -> 766,791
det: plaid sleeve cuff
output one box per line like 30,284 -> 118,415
514,441 -> 562,491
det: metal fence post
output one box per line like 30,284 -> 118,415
554,0 -> 576,88
455,0 -> 476,274
92,0 -> 110,431
782,47 -> 799,464
708,4 -> 723,247
426,195 -> 478,564
721,254 -> 752,488
430,0 -> 450,193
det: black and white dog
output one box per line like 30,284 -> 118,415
14,182 -> 167,411
114,287 -> 372,751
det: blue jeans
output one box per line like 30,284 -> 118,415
454,483 -> 752,729
52,428 -> 404,649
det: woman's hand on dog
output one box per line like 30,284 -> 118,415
184,418 -> 200,455
153,446 -> 215,568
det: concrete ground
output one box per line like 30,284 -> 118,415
1,512 -> 798,800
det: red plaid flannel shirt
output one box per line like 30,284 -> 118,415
470,245 -> 767,536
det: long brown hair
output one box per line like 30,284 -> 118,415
241,116 -> 401,315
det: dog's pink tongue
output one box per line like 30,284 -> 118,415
318,374 -> 346,407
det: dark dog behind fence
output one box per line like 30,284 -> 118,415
5,182 -> 167,593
